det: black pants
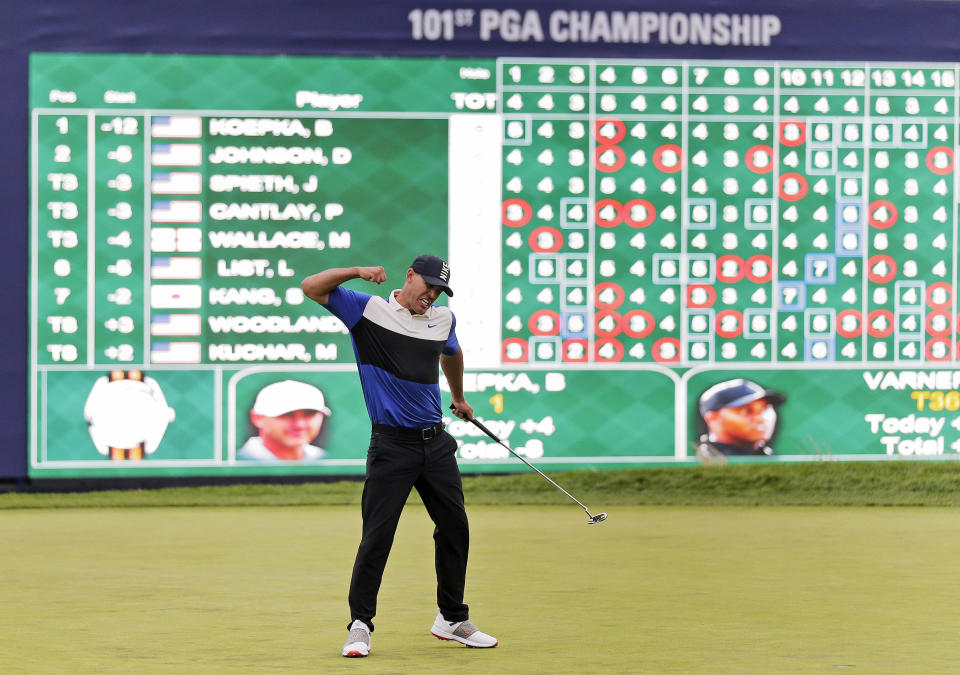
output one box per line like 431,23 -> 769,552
348,429 -> 469,632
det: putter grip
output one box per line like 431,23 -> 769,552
449,403 -> 499,441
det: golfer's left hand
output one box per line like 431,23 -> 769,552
449,400 -> 473,421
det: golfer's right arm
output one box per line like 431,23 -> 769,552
302,266 -> 386,304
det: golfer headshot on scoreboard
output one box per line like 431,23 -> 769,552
237,380 -> 331,461
301,254 -> 498,658
695,378 -> 787,461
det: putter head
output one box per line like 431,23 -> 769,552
587,512 -> 607,525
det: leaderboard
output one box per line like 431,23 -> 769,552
26,53 -> 960,476
34,112 -> 355,366
32,54 -> 960,371
497,61 -> 958,366
32,54 -> 478,369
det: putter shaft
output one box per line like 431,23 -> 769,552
451,406 -> 605,522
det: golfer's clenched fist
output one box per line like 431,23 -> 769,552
357,266 -> 386,284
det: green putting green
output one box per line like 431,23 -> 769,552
0,505 -> 957,672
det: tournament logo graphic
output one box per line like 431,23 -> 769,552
83,370 -> 176,460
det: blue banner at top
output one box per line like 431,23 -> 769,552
2,1 -> 960,61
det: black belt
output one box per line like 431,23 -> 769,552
372,422 -> 445,441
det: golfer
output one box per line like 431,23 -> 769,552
696,378 -> 786,461
237,380 -> 331,461
301,254 -> 497,658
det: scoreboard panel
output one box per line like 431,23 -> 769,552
496,60 -> 957,367
29,53 -> 960,476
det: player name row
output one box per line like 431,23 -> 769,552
50,117 -> 343,137
47,259 -> 304,280
187,203 -> 329,221
45,231 -> 349,250
41,203 -> 347,224
102,316 -> 352,334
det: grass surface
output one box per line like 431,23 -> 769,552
1,504 -> 959,673
4,462 -> 960,672
4,460 -> 960,508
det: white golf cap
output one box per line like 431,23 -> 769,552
251,380 -> 332,417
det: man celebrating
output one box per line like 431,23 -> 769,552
301,255 -> 497,658
237,380 -> 331,461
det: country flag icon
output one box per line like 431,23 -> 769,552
152,143 -> 202,166
151,172 -> 202,195
151,200 -> 202,223
150,284 -> 202,309
150,313 -> 202,337
151,116 -> 202,138
150,341 -> 202,364
151,256 -> 202,280
151,227 -> 203,253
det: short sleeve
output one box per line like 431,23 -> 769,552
321,286 -> 371,329
442,312 -> 460,355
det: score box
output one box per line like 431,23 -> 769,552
499,59 -> 595,364
500,58 -> 960,366
684,113 -> 776,365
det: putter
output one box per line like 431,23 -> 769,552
451,405 -> 607,525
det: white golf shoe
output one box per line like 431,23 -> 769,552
342,620 -> 371,657
430,612 -> 498,648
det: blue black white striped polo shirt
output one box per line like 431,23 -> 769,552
322,286 -> 460,427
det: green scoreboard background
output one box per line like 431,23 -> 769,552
29,53 -> 960,477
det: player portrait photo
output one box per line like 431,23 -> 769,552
695,378 -> 786,463
238,379 -> 332,462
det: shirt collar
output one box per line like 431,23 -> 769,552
388,289 -> 434,318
